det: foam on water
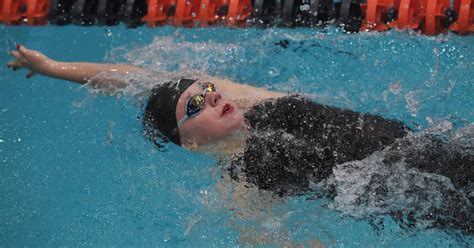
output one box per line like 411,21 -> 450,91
326,123 -> 472,230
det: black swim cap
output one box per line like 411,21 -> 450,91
144,79 -> 197,146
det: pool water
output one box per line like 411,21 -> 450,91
0,25 -> 473,246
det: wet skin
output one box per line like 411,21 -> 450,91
175,82 -> 246,148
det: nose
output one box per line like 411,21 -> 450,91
206,91 -> 221,107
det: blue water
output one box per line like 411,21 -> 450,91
1,25 -> 473,246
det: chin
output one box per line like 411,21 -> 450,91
229,113 -> 244,128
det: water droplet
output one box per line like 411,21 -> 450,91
268,67 -> 280,77
389,80 -> 402,94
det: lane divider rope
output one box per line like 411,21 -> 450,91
0,0 -> 472,35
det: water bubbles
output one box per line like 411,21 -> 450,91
424,119 -> 453,135
268,67 -> 280,78
105,121 -> 115,145
184,214 -> 202,236
405,90 -> 420,117
300,4 -> 310,11
425,116 -> 434,126
389,80 -> 402,95
330,135 -> 467,230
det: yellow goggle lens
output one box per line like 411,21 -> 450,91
202,82 -> 216,93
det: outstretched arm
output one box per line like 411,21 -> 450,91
7,45 -> 145,90
7,45 -> 286,102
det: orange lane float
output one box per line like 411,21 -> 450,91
24,0 -> 50,25
392,0 -> 427,30
419,0 -> 450,35
143,0 -> 176,27
198,0 -> 228,26
0,0 -> 50,25
226,0 -> 251,25
174,0 -> 201,26
360,0 -> 400,31
0,0 -> 27,23
450,0 -> 474,34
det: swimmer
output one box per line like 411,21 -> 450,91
7,45 -> 473,234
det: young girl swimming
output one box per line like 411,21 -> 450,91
8,45 -> 473,234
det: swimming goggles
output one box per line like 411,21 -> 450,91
177,82 -> 216,128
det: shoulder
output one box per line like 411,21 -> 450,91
248,94 -> 313,111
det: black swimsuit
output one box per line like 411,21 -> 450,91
229,96 -> 473,234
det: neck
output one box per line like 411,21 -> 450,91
199,127 -> 250,157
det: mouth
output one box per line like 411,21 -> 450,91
221,103 -> 234,117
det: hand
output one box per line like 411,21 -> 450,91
7,45 -> 57,78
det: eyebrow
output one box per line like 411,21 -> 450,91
184,92 -> 192,101
183,87 -> 198,103
183,82 -> 206,102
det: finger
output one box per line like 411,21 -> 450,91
26,71 -> 37,79
17,44 -> 29,56
7,61 -> 24,70
9,50 -> 22,59
9,51 -> 27,63
18,45 -> 45,63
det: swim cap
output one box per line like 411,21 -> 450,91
144,79 -> 197,146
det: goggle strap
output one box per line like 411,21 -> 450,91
177,115 -> 189,128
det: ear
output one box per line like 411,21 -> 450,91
182,140 -> 199,151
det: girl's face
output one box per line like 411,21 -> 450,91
176,82 -> 245,147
